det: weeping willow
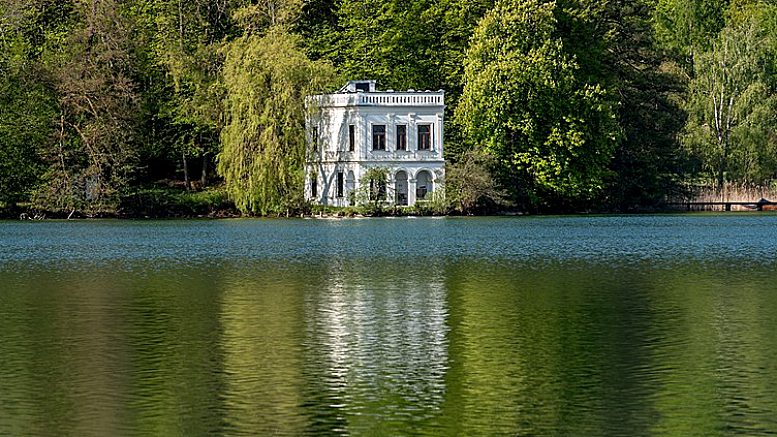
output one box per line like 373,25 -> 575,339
218,30 -> 334,215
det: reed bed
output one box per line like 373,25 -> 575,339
667,183 -> 777,211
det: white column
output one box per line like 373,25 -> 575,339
390,174 -> 397,205
388,113 -> 396,152
360,114 -> 367,160
408,177 -> 417,206
409,113 -> 417,152
437,113 -> 445,155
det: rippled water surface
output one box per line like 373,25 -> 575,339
2,216 -> 777,436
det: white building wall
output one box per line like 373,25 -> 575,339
306,83 -> 445,207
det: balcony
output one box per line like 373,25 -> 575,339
357,93 -> 444,107
308,92 -> 444,108
366,150 -> 443,161
311,150 -> 444,163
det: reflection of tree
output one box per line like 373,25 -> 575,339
124,265 -> 225,435
219,263 -> 310,435
302,260 -> 449,435
5,255 -> 777,435
0,263 -> 227,435
437,260 -> 777,435
648,264 -> 777,435
0,266 -> 132,435
438,261 -> 551,434
438,261 -> 666,435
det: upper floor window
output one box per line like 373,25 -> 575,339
372,125 -> 386,151
396,125 -> 407,151
418,125 -> 431,151
349,125 -> 355,152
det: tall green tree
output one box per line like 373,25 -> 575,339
458,0 -> 618,207
331,0 -> 492,104
683,7 -> 777,191
601,0 -> 690,208
334,0 -> 435,91
149,0 -> 240,190
0,1 -> 59,205
218,7 -> 335,214
34,0 -> 141,213
654,0 -> 730,69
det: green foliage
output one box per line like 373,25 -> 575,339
0,2 -> 59,204
654,0 -> 730,65
232,0 -> 302,31
120,185 -> 235,217
218,29 -> 335,215
356,167 -> 390,210
458,0 -> 619,206
601,0 -> 690,209
682,8 -> 777,189
329,0 -> 494,94
0,74 -> 55,205
2,0 -> 777,215
445,150 -> 507,214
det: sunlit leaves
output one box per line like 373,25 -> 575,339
218,30 -> 334,214
683,8 -> 777,188
458,0 -> 618,204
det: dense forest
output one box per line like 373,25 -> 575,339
1,0 -> 777,216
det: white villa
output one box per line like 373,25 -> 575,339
305,80 -> 445,207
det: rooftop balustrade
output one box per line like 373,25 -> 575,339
308,91 -> 444,108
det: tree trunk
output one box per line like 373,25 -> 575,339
200,153 -> 208,187
183,152 -> 191,191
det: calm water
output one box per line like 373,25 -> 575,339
2,216 -> 777,436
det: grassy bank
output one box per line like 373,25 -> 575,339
1,186 -> 240,219
6,182 -> 777,220
118,186 -> 239,218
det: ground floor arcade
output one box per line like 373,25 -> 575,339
306,165 -> 443,208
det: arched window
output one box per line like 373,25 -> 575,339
416,170 -> 433,200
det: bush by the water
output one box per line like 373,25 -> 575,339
119,187 -> 237,218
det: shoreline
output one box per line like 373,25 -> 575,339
4,206 -> 776,221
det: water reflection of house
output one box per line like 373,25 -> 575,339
307,264 -> 450,434
305,81 -> 445,207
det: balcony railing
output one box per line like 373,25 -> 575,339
365,150 -> 443,161
308,92 -> 444,108
312,150 -> 444,163
357,93 -> 443,106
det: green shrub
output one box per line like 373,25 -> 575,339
119,186 -> 236,217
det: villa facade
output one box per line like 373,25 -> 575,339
305,80 -> 445,207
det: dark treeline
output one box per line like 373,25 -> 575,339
1,0 -> 777,216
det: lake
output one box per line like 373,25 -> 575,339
2,215 -> 777,436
